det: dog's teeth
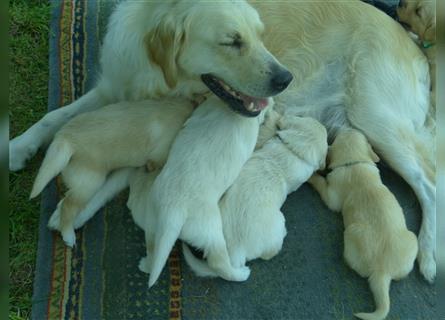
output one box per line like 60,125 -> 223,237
248,102 -> 254,111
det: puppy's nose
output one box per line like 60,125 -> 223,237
270,69 -> 293,92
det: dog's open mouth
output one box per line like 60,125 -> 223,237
201,74 -> 269,117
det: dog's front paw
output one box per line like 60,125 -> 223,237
9,137 -> 37,171
138,256 -> 151,274
418,249 -> 436,283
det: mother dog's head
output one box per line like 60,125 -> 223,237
145,0 -> 293,117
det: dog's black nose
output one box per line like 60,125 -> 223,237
270,69 -> 293,92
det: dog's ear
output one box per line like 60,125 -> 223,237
367,142 -> 380,163
145,16 -> 186,88
278,129 -> 326,169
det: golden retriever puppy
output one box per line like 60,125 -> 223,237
182,116 -> 328,276
30,99 -> 194,247
309,129 -> 418,320
140,95 -> 272,288
397,0 -> 436,110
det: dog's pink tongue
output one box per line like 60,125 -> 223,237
241,95 -> 270,110
255,98 -> 269,109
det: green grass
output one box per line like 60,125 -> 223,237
9,0 -> 50,319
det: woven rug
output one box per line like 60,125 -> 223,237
32,1 -> 436,319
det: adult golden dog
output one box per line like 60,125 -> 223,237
9,0 -> 435,281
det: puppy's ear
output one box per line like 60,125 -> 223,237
367,143 -> 380,163
145,16 -> 186,88
278,129 -> 327,169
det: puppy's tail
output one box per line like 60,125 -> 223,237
355,272 -> 391,320
148,210 -> 186,288
30,139 -> 73,199
182,242 -> 218,277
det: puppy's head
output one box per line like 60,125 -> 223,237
327,129 -> 380,168
397,0 -> 436,44
277,116 -> 328,169
146,0 -> 293,117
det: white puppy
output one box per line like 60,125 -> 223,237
30,99 -> 194,247
183,115 -> 328,275
309,129 -> 418,320
140,95 -> 271,288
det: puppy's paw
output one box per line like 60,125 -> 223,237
231,266 -> 251,282
62,229 -> 76,248
138,256 -> 151,274
418,251 -> 436,283
9,137 -> 37,171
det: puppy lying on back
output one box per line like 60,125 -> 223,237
309,129 -> 418,320
141,95 -> 272,287
183,115 -> 328,274
30,99 -> 194,247
397,0 -> 436,110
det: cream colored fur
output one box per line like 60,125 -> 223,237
72,107 -> 284,229
183,115 -> 327,276
30,99 -> 194,246
397,0 -> 436,120
309,129 -> 418,320
139,96 -> 270,287
11,0 -> 435,281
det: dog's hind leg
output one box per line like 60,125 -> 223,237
74,168 -> 134,229
185,203 -> 251,282
356,126 -> 436,282
9,88 -> 109,171
58,167 -> 107,247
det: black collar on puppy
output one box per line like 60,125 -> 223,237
317,160 -> 376,177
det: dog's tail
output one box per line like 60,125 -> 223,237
148,209 -> 186,288
355,272 -> 391,320
182,242 -> 218,277
73,168 -> 134,229
30,139 -> 73,199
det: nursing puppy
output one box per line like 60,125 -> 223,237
30,99 -> 194,246
142,95 -> 271,287
183,116 -> 328,275
397,0 -> 436,110
309,129 -> 418,320
71,107 -> 283,230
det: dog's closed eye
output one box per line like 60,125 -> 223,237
220,33 -> 243,49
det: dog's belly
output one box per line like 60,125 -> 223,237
274,59 -> 349,140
